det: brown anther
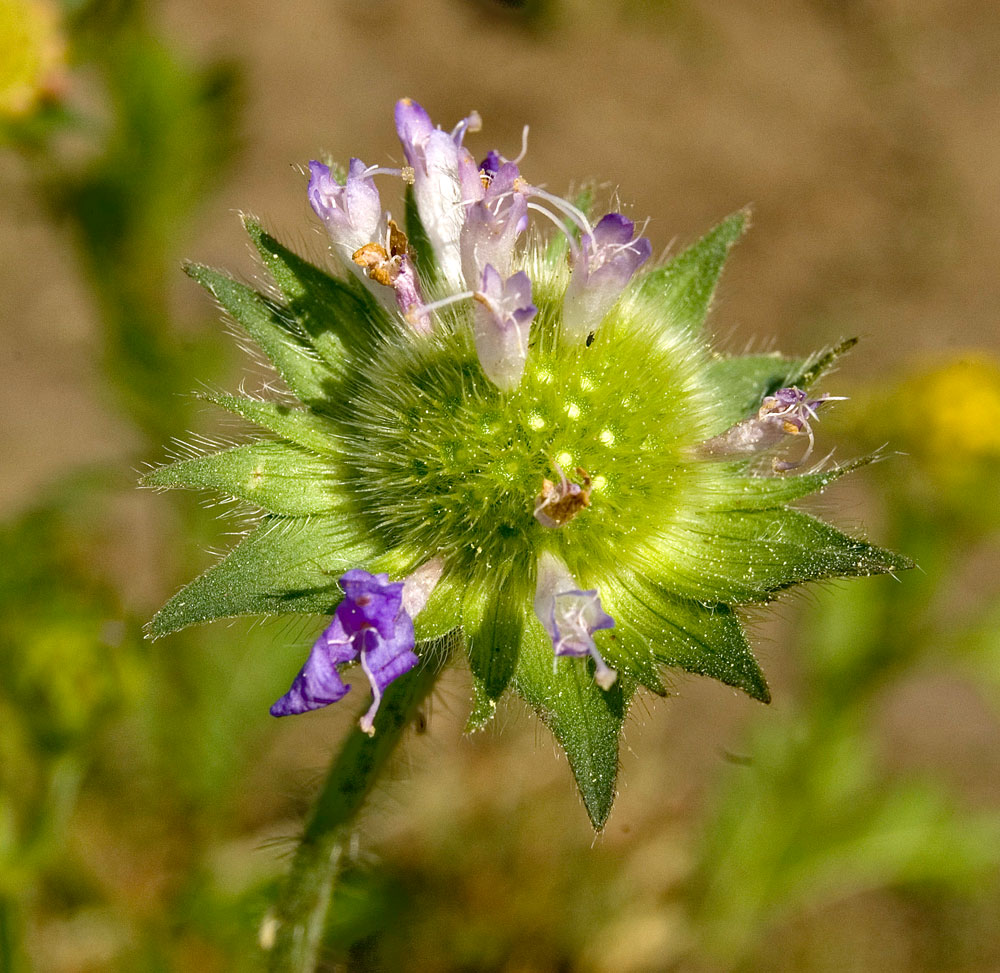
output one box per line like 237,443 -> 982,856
352,242 -> 394,286
782,421 -> 800,435
387,219 -> 409,258
534,465 -> 592,528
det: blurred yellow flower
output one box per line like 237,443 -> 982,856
0,0 -> 65,118
902,356 -> 1000,462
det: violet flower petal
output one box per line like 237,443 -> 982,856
473,265 -> 537,390
562,212 -> 652,342
534,553 -> 617,690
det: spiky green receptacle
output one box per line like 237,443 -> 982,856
144,211 -> 909,829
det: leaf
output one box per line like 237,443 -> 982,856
605,573 -> 769,702
713,456 -> 876,511
243,216 -> 381,364
148,515 -> 375,637
463,559 -> 531,731
513,616 -> 629,830
651,507 -> 914,604
638,209 -> 750,332
185,263 -> 334,408
142,441 -> 342,516
200,392 -> 339,455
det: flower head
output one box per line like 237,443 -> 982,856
149,99 -> 910,827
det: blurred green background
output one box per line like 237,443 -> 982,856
2,0 -> 999,969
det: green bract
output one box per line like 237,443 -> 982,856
145,182 -> 908,829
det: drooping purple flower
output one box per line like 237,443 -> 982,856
271,564 -> 442,735
562,213 -> 652,342
307,159 -> 382,260
472,264 -> 537,390
460,161 -> 529,289
395,98 -> 479,289
693,386 -> 844,470
534,553 -> 617,690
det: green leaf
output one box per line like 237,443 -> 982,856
513,616 -> 628,830
243,216 -> 381,364
200,392 -> 339,455
142,441 -> 342,516
185,263 -> 334,408
638,209 -> 750,331
148,515 -> 375,637
463,559 -> 531,731
713,456 -> 876,511
653,507 -> 913,604
606,573 -> 769,702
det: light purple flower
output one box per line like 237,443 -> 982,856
472,264 -> 537,389
534,553 -> 617,690
460,161 -> 529,289
562,213 -> 652,341
693,386 -> 843,470
307,159 -> 382,259
271,563 -> 441,735
395,98 -> 479,289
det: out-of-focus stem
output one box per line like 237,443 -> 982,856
265,631 -> 456,972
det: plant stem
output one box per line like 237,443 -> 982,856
266,633 -> 455,972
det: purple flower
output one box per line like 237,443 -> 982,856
271,563 -> 442,735
693,386 -> 843,470
460,161 -> 529,289
534,553 -> 617,690
395,98 -> 479,289
562,213 -> 652,341
307,159 -> 382,260
472,264 -> 537,389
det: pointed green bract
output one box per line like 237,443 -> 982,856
513,617 -> 628,830
638,209 -> 749,332
199,392 -> 339,455
184,263 -> 334,408
652,507 -> 912,604
715,457 -> 876,511
148,515 -> 376,637
243,216 -> 381,362
464,559 -> 531,731
606,573 -> 769,702
142,441 -> 342,516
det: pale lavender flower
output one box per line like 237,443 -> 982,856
307,159 -> 382,260
562,213 -> 652,341
534,552 -> 617,690
395,98 -> 480,289
472,264 -> 537,389
271,566 -> 438,735
460,161 -> 529,288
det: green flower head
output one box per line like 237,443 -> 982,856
144,99 -> 910,828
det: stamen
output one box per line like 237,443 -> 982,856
527,185 -> 595,240
510,125 -> 530,165
420,290 -> 476,316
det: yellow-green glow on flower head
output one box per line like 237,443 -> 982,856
0,0 -> 65,118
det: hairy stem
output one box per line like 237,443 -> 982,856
266,631 -> 457,972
